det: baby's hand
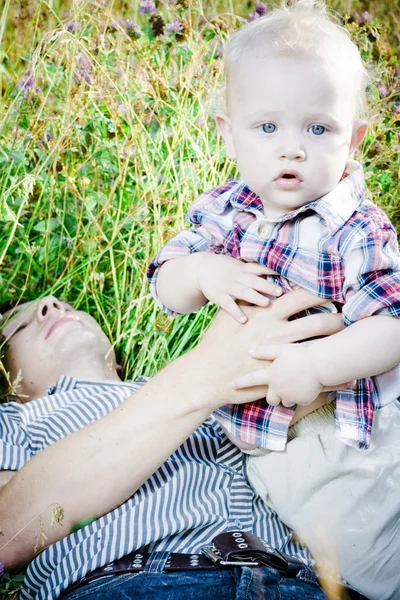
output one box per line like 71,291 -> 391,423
196,254 -> 281,323
232,343 -> 354,407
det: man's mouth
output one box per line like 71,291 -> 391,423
45,315 -> 81,339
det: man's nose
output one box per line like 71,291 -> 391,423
35,297 -> 65,322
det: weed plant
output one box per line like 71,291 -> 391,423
0,0 -> 398,594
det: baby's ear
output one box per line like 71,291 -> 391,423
349,120 -> 368,156
215,113 -> 236,160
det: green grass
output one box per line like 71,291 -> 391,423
0,0 -> 399,595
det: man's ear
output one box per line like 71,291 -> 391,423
349,120 -> 368,157
215,113 -> 236,160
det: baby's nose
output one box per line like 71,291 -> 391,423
279,147 -> 306,161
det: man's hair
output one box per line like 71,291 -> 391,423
223,0 -> 369,119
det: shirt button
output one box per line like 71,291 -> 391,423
234,519 -> 243,529
257,224 -> 272,239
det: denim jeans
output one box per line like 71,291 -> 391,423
64,567 -> 326,600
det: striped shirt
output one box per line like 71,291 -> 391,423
0,376 -> 315,600
147,162 -> 400,451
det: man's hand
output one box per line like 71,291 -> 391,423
196,288 -> 347,410
232,342 -> 355,407
196,254 -> 282,323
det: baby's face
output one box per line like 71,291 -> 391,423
218,55 -> 365,218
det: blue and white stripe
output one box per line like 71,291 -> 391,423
0,376 -> 313,600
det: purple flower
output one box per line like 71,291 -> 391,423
16,67 -> 40,97
39,131 -> 53,148
117,102 -> 128,115
255,3 -> 268,15
393,144 -> 399,152
139,0 -> 156,15
394,67 -> 399,78
166,18 -> 183,34
248,11 -> 261,21
65,20 -> 81,33
74,54 -> 91,85
125,19 -> 142,36
207,39 -> 223,59
378,83 -> 388,98
360,11 -> 372,24
393,105 -> 400,115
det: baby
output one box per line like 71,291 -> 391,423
147,1 -> 400,598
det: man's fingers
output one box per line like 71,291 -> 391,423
249,345 -> 280,360
322,381 -> 356,392
272,288 -> 328,320
266,390 -> 281,406
280,313 -> 344,344
232,369 -> 269,390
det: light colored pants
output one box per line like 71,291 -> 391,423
247,401 -> 400,600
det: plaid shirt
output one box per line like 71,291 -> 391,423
147,162 -> 400,451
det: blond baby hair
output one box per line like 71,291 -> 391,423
223,0 -> 369,119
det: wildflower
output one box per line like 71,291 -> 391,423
125,19 -> 142,37
139,0 -> 156,15
65,20 -> 82,33
16,67 -> 40,98
255,3 -> 268,15
166,18 -> 183,34
117,102 -> 128,116
360,11 -> 372,24
107,19 -> 120,32
393,105 -> 400,115
39,131 -> 53,147
74,54 -> 91,85
378,83 -> 388,98
150,15 -> 165,37
208,39 -> 223,59
248,11 -> 260,21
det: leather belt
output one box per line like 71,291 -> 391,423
61,531 -> 367,599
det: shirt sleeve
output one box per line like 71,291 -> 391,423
341,223 -> 400,326
146,187 -> 235,315
0,404 -> 32,470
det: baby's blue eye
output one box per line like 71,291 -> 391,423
309,125 -> 326,135
261,123 -> 276,134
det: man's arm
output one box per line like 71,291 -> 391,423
0,289 -> 343,570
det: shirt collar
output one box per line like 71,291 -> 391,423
46,375 -> 138,396
206,161 -> 366,235
46,375 -> 77,395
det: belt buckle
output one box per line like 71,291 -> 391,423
201,546 -> 260,567
202,531 -> 295,574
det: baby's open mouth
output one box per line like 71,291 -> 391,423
275,172 -> 302,190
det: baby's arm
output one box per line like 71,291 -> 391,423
148,184 -> 281,322
233,315 -> 400,406
156,252 -> 281,323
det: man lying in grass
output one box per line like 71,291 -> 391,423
0,290 -> 368,600
147,1 -> 400,598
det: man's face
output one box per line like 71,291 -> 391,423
218,55 -> 365,218
1,296 -> 117,401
